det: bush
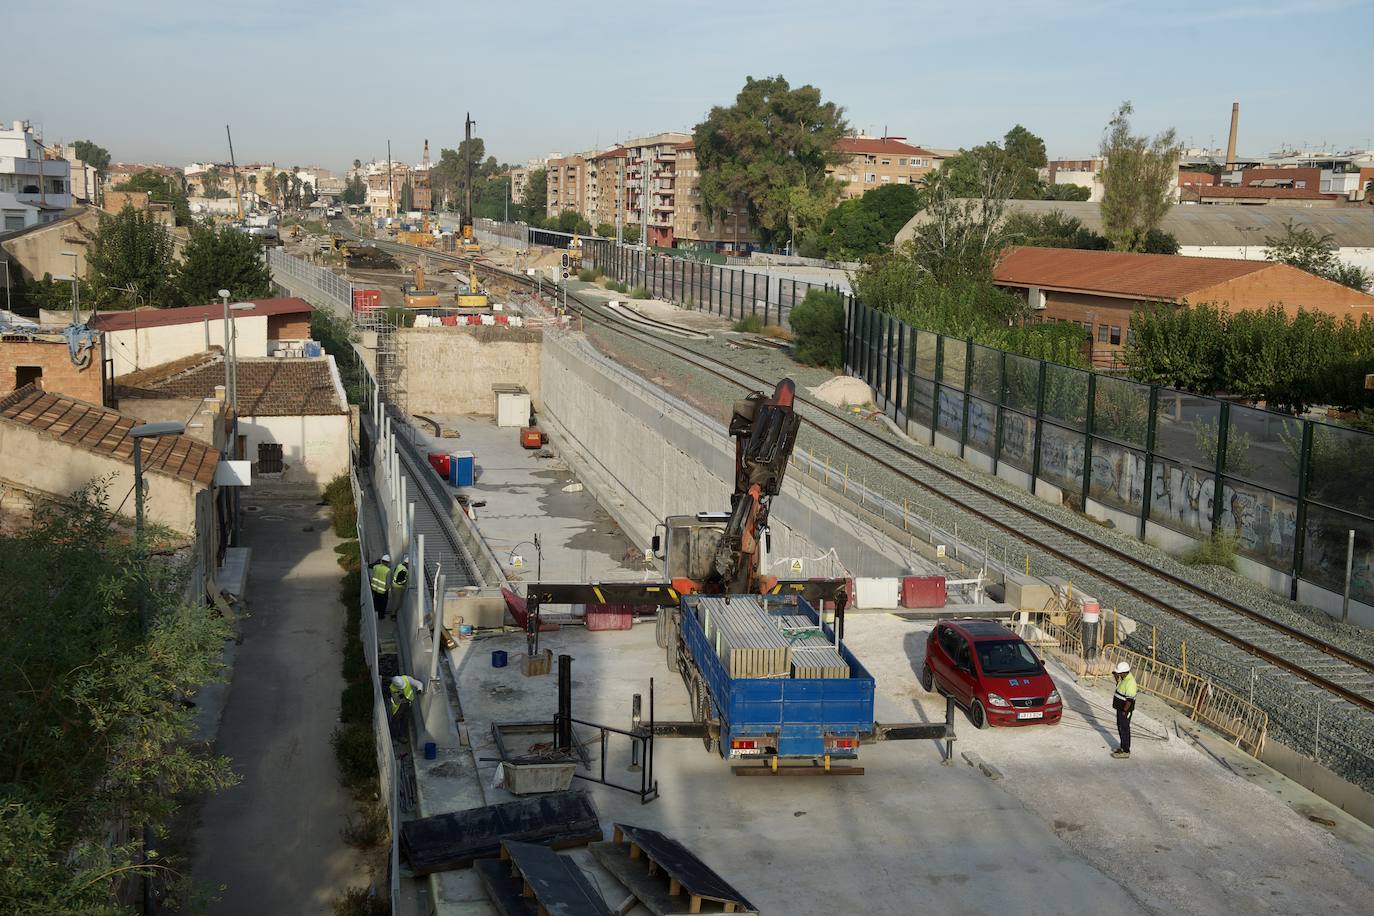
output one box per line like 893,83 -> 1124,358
629,286 -> 652,300
342,800 -> 390,851
333,886 -> 390,916
340,680 -> 374,724
733,314 -> 764,333
324,472 -> 352,510
605,279 -> 628,294
1182,533 -> 1237,571
332,503 -> 358,539
342,647 -> 370,686
331,723 -> 378,792
789,289 -> 845,368
577,268 -> 598,282
334,540 -> 361,572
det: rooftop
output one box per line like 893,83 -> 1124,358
833,136 -> 936,157
0,385 -> 219,486
114,351 -> 347,417
91,297 -> 312,332
993,246 -> 1273,300
1185,185 -> 1339,201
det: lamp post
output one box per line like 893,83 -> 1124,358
509,534 -> 542,582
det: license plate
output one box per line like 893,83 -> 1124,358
1017,711 -> 1043,720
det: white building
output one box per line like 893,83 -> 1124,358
1,120 -> 73,231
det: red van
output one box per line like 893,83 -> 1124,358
922,619 -> 1062,729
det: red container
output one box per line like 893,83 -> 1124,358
520,427 -> 543,449
351,289 -> 381,313
427,452 -> 451,477
900,575 -> 947,609
494,315 -> 510,325
586,603 -> 634,631
440,315 -> 458,326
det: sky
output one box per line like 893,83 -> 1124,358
3,0 -> 1371,173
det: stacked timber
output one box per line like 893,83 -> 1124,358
694,597 -> 849,679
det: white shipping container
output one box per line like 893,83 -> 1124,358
854,577 -> 901,609
496,392 -> 531,428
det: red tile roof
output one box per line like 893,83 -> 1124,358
92,297 -> 312,332
0,385 -> 219,486
993,246 -> 1273,300
115,353 -> 346,417
833,137 -> 935,157
1185,186 -> 1337,201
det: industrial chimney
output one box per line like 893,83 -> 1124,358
1225,102 -> 1239,169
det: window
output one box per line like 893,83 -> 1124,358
880,159 -> 891,166
865,173 -> 876,183
897,158 -> 907,166
15,366 -> 42,388
897,177 -> 908,184
1098,324 -> 1109,343
881,175 -> 891,183
1110,326 -> 1121,345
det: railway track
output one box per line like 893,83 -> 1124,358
350,231 -> 1374,718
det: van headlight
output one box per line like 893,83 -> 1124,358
1047,689 -> 1061,704
987,693 -> 1011,708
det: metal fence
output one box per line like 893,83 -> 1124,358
267,246 -> 354,318
845,299 -> 1374,610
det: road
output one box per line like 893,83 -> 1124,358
192,495 -> 368,913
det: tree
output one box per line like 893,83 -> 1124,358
1099,102 -> 1182,252
523,167 -> 548,224
200,166 -> 229,199
939,125 -> 1049,200
1265,220 -> 1372,291
72,139 -> 110,172
1043,183 -> 1092,201
622,223 -> 641,245
1002,209 -> 1108,250
174,220 -> 272,306
595,222 -> 616,239
902,165 -> 1013,284
86,205 -> 177,308
341,174 -> 366,206
815,183 -> 923,260
1141,228 -> 1180,255
113,170 -> 191,226
0,484 -> 234,912
789,288 -> 846,367
692,75 -> 848,247
554,209 -> 591,235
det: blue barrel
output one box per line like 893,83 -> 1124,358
492,649 -> 508,668
424,741 -> 437,760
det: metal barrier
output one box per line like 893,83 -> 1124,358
267,247 -> 354,318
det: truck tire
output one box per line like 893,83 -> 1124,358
655,608 -> 669,648
666,632 -> 680,673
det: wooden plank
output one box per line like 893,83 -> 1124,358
732,765 -> 864,777
615,824 -> 754,908
589,842 -> 758,916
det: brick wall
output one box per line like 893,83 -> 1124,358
1192,264 -> 1374,317
0,338 -> 103,403
268,312 -> 312,340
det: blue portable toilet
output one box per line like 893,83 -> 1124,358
450,451 -> 475,487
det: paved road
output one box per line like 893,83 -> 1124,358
193,495 -> 367,913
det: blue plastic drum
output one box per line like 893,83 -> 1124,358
492,649 -> 508,668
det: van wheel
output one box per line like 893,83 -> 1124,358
970,701 -> 988,730
920,664 -> 934,692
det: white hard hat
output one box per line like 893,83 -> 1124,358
1113,661 -> 1131,675
381,553 -> 391,562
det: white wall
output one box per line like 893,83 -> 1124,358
106,314 -> 269,377
238,413 -> 348,488
1178,245 -> 1374,276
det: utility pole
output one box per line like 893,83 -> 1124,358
226,124 -> 243,220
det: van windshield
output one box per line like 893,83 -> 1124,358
975,639 -> 1041,676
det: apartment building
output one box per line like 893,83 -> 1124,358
508,167 -> 529,208
545,153 -> 587,218
0,120 -> 73,231
673,141 -> 756,252
589,147 -> 627,231
620,132 -> 690,248
366,162 -> 410,216
828,136 -> 942,201
49,143 -> 101,205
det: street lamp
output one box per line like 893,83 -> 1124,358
218,292 -> 254,416
509,534 -> 542,582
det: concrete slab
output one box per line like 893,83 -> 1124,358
216,546 -> 252,597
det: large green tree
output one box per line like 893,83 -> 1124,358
692,75 -> 848,247
0,484 -> 234,913
939,125 -> 1048,200
86,205 -> 177,308
523,167 -> 548,224
113,170 -> 191,226
175,220 -> 273,306
1099,102 -> 1182,252
814,183 -> 923,261
71,139 -> 110,172
341,174 -> 366,206
1265,220 -> 1372,291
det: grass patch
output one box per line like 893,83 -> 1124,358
732,314 -> 764,333
335,540 -> 361,572
342,799 -> 391,851
629,286 -> 652,300
1181,533 -> 1238,571
331,723 -> 378,793
577,268 -> 598,282
605,279 -> 628,294
762,324 -> 792,340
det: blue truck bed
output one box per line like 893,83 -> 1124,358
680,595 -> 876,759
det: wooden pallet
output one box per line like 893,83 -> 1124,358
588,824 -> 757,915
475,840 -> 611,916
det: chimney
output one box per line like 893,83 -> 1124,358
1225,102 -> 1239,169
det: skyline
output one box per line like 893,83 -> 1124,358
3,0 -> 1371,173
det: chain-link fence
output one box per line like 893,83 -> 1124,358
846,299 -> 1374,613
267,247 -> 354,319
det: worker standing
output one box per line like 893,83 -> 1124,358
389,674 -> 424,716
369,554 -> 393,619
390,557 -> 410,617
1111,661 -> 1138,759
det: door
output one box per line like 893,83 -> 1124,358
951,634 -> 978,705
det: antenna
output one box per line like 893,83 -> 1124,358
226,124 -> 243,220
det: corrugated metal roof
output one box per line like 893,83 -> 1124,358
897,201 -> 1374,247
993,246 -> 1272,299
0,385 -> 218,486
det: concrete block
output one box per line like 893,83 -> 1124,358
961,750 -> 1003,780
1002,572 -> 1055,614
445,594 -> 508,630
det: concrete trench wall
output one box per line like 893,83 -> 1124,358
539,336 -> 923,580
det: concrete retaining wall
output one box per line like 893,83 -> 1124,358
397,326 -> 542,417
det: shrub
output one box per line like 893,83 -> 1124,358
331,723 -> 378,792
606,280 -> 628,294
577,268 -> 597,282
1182,533 -> 1237,571
340,680 -> 374,724
342,800 -> 390,851
733,314 -> 764,333
762,324 -> 791,340
342,647 -> 370,686
332,886 -> 390,916
323,473 -> 352,510
629,286 -> 651,300
335,540 -> 361,572
789,289 -> 845,367
332,503 -> 358,539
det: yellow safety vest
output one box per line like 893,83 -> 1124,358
1113,673 -> 1138,709
370,563 -> 390,594
393,562 -> 410,592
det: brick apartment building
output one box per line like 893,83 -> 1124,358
994,246 -> 1374,366
827,137 -> 943,201
673,142 -> 756,252
589,147 -> 627,231
545,153 -> 589,219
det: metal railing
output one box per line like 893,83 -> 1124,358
267,247 -> 354,318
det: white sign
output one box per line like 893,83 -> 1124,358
511,554 -> 525,569
789,558 -> 804,575
645,548 -> 656,562
214,460 -> 253,486
936,544 -> 947,559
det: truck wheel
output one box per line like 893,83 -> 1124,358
920,664 -> 934,692
655,608 -> 669,648
666,633 -> 680,673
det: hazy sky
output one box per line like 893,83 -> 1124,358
3,0 -> 1370,172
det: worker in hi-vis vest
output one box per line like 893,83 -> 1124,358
1111,661 -> 1138,759
389,674 -> 424,716
369,554 -> 392,619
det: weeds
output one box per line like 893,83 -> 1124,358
1182,533 -> 1238,570
342,800 -> 391,850
629,286 -> 651,300
577,268 -> 598,282
331,723 -> 378,793
732,314 -> 764,333
332,886 -> 390,916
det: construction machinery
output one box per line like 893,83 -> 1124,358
460,113 -> 481,254
403,265 -> 440,308
454,264 -> 488,309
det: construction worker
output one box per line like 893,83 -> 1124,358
388,674 -> 424,716
369,554 -> 392,619
390,557 -> 410,613
1111,661 -> 1138,759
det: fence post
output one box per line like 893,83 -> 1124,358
1290,420 -> 1314,600
1139,386 -> 1160,540
959,338 -> 973,460
1211,401 -> 1231,536
1030,360 -> 1047,495
765,275 -> 772,326
844,297 -> 853,373
993,350 -> 1006,476
931,334 -> 944,448
1081,372 -> 1098,511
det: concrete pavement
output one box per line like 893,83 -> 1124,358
192,495 -> 369,913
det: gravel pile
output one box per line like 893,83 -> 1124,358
582,316 -> 1374,793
